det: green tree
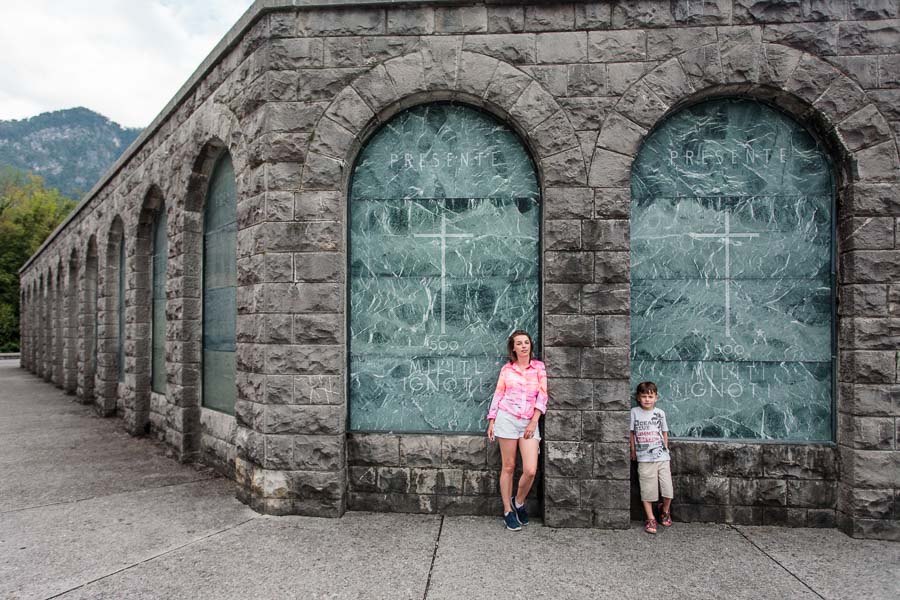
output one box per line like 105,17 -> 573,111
0,167 -> 75,352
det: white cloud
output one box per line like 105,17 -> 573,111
0,0 -> 253,128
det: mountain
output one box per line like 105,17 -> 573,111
0,107 -> 142,200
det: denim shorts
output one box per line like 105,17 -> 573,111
493,409 -> 541,440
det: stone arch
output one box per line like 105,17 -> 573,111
98,217 -> 125,416
589,42 -> 893,191
64,248 -> 79,394
129,184 -> 167,435
304,49 -> 587,199
81,235 -> 99,403
54,258 -> 65,387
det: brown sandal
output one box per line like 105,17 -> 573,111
644,518 -> 658,534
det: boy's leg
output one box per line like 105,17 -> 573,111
659,460 -> 674,515
637,462 -> 659,521
515,437 -> 540,502
498,438 -> 518,514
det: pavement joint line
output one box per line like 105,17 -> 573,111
0,476 -> 218,515
42,515 -> 263,600
422,514 -> 445,600
729,524 -> 827,600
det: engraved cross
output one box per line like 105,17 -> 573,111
688,212 -> 759,338
414,214 -> 473,334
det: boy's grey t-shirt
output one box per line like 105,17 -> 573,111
630,407 -> 670,462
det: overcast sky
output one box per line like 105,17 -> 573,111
0,0 -> 254,128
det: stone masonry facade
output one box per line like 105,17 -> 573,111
17,1 -> 900,540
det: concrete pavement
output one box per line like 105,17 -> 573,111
1,359 -> 897,600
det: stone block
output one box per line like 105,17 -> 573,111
545,219 -> 581,252
293,434 -> 344,471
593,252 -> 629,284
487,6 -> 524,33
612,1 -> 675,27
596,113 -> 646,158
815,76 -> 868,124
351,65 -> 398,111
848,518 -> 900,541
728,505 -> 764,525
594,315 -> 629,347
582,348 -> 629,380
546,314 -> 594,347
541,147 -> 587,186
545,188 -> 593,220
848,183 -> 900,215
841,447 -> 898,488
545,476 -> 580,506
588,30 -> 647,62
559,97 -> 615,132
593,509 -> 631,528
545,507 -> 593,527
842,251 -> 900,284
410,468 -> 463,495
545,410 -> 582,441
441,436 -> 487,468
462,469 -> 499,496
787,479 -> 836,508
484,62 -> 533,111
593,442 -> 630,479
437,495 -> 499,516
549,377 -> 592,411
839,350 -> 895,384
455,51 -> 497,98
856,141 -> 900,182
268,38 -> 324,70
300,8 -> 385,36
348,432 -> 400,466
295,190 -> 341,222
544,347 -> 582,380
589,149 -> 632,189
294,252 -> 342,283
265,344 -> 341,375
593,379 -> 630,411
400,435 -> 443,467
581,479 -> 630,509
377,467 -> 411,493
294,375 -> 342,405
545,441 -> 593,478
349,492 -> 434,514
524,4 -> 574,31
733,0 -> 802,23
841,318 -> 900,350
763,21 -> 838,55
839,285 -> 888,317
387,7 -> 434,35
838,105 -> 892,152
583,411 -> 628,443
567,64 -> 608,96
301,153 -> 344,190
763,444 -> 836,480
545,283 -> 580,314
838,20 -> 900,55
545,252 -> 593,284
532,112 -> 580,158
672,0 -> 731,25
730,478 -> 787,507
463,34 -> 536,64
434,6 -> 487,33
582,283 -> 629,315
265,404 -> 343,436
292,313 -> 341,345
536,32 -> 588,64
675,475 -> 730,504
262,282 -> 342,314
807,509 -> 835,528
420,37 -> 462,90
348,465 -> 377,492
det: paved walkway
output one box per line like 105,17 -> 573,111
1,360 -> 897,600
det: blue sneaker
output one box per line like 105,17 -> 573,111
511,496 -> 529,526
504,511 -> 522,531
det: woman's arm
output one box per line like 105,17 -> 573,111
486,367 -> 507,421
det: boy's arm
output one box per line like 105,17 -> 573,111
662,431 -> 669,451
630,431 -> 637,461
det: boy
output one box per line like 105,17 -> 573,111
629,381 -> 673,534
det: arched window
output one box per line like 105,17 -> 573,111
202,154 -> 237,414
631,98 -> 834,441
117,237 -> 125,383
151,208 -> 167,394
349,104 -> 541,433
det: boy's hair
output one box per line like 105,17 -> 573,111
635,381 -> 658,398
506,329 -> 534,363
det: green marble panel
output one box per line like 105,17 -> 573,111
631,99 -> 834,441
350,104 -> 540,433
151,209 -> 167,394
202,154 -> 237,415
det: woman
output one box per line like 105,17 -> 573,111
486,329 -> 548,531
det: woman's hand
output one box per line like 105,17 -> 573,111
487,420 -> 495,442
524,418 -> 539,439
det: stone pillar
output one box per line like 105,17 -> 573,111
837,182 -> 900,541
53,271 -> 65,387
63,263 -> 78,394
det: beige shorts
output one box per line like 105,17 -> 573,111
637,461 -> 673,502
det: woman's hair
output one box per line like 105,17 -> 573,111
507,329 -> 533,363
635,381 -> 658,398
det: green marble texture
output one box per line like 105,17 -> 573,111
202,154 -> 237,415
631,99 -> 834,441
350,104 -> 540,433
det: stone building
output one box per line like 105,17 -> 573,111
17,1 -> 900,540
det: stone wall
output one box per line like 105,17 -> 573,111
17,1 -> 900,539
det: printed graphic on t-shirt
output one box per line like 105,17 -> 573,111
630,407 -> 670,462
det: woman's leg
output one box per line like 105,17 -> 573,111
514,437 -> 540,502
498,438 -> 519,514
